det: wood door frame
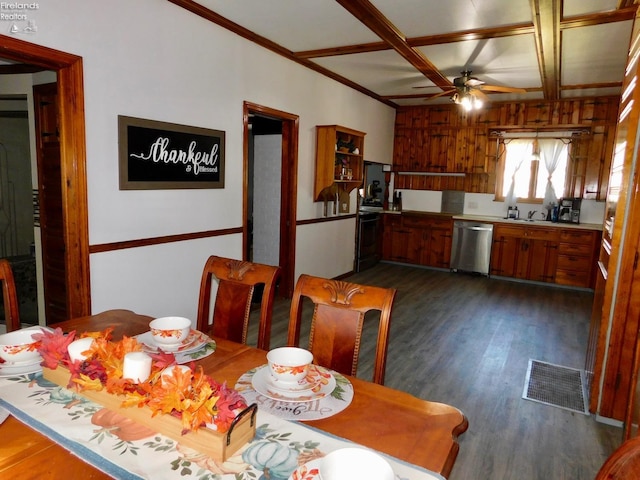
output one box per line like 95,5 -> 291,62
0,34 -> 91,318
243,102 -> 298,297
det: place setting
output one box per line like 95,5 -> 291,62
235,346 -> 354,421
133,316 -> 216,363
0,326 -> 52,377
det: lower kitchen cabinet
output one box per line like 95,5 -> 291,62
491,223 -> 599,288
491,225 -> 559,282
382,213 -> 452,268
556,229 -> 600,288
383,214 -> 600,288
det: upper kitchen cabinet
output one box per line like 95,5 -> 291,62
392,98 -> 619,197
314,125 -> 365,201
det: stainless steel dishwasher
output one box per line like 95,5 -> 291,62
450,220 -> 494,275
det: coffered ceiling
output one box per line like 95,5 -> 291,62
172,0 -> 637,107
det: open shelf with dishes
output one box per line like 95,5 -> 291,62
314,125 -> 365,203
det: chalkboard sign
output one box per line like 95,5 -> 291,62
118,116 -> 225,190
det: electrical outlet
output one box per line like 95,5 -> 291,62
468,201 -> 478,209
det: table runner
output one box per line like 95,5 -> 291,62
0,372 -> 443,480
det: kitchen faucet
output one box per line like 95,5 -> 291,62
527,210 -> 537,219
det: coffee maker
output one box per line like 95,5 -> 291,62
558,198 -> 581,224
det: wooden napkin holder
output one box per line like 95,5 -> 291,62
42,366 -> 257,461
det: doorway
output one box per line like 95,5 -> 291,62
243,102 -> 298,298
0,34 -> 91,321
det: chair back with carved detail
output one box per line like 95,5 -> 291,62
0,259 -> 20,332
287,274 -> 396,385
196,256 -> 281,350
595,436 -> 640,479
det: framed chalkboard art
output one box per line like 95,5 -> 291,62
118,115 -> 225,190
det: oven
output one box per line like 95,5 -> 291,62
356,211 -> 382,272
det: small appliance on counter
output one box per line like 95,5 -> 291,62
557,198 -> 581,224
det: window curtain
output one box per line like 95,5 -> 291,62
538,139 -> 565,208
503,139 -> 531,208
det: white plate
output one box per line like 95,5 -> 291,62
251,364 -> 336,402
289,458 -> 321,480
0,358 -> 42,377
136,329 -> 209,354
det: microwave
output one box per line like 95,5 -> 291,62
557,198 -> 581,224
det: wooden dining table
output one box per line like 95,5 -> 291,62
0,309 -> 468,479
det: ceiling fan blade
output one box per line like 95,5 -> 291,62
470,89 -> 490,102
423,89 -> 456,100
478,84 -> 527,93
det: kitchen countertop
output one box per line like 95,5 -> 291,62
375,209 -> 603,231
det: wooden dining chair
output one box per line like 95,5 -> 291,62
287,273 -> 397,385
595,436 -> 640,479
0,259 -> 20,332
196,256 -> 281,350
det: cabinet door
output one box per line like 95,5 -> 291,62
490,234 -> 520,277
389,227 -> 421,263
428,227 -> 452,268
527,239 -> 558,283
426,128 -> 452,171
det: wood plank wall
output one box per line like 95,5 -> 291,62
393,97 -> 620,200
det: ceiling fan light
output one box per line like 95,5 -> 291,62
460,94 -> 472,111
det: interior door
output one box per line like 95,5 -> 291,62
33,82 -> 68,324
243,102 -> 298,298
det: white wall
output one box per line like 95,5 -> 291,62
17,0 -> 395,321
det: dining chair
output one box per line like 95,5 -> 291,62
287,273 -> 396,385
0,259 -> 20,332
595,436 -> 640,479
196,256 -> 281,350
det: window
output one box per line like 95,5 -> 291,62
499,138 -> 569,205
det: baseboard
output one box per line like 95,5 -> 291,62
595,414 -> 624,428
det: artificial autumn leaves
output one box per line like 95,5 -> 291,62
35,328 -> 247,433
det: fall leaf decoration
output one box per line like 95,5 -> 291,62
36,328 -> 247,433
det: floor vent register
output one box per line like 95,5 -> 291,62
522,359 -> 589,415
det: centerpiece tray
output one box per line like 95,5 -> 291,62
42,366 -> 257,461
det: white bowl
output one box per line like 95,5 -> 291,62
266,346 -> 313,386
321,448 -> 394,480
0,327 -> 47,363
149,316 -> 191,346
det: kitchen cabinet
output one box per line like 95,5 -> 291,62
491,223 -> 600,287
392,99 -> 619,196
383,215 -> 421,264
382,213 -> 452,268
555,230 -> 599,288
314,125 -> 365,202
491,224 -> 559,283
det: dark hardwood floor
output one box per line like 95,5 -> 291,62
249,262 -> 622,479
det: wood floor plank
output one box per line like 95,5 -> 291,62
248,262 -> 622,479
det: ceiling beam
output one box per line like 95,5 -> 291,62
166,0 -> 396,107
334,0 -> 452,90
296,8 -> 636,60
531,0 -> 561,100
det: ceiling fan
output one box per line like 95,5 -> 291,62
419,70 -> 527,109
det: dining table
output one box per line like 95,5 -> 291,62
0,309 -> 468,479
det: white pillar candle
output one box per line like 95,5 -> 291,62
67,337 -> 95,362
123,352 -> 152,383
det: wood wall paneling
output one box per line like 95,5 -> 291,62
393,97 -> 620,199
